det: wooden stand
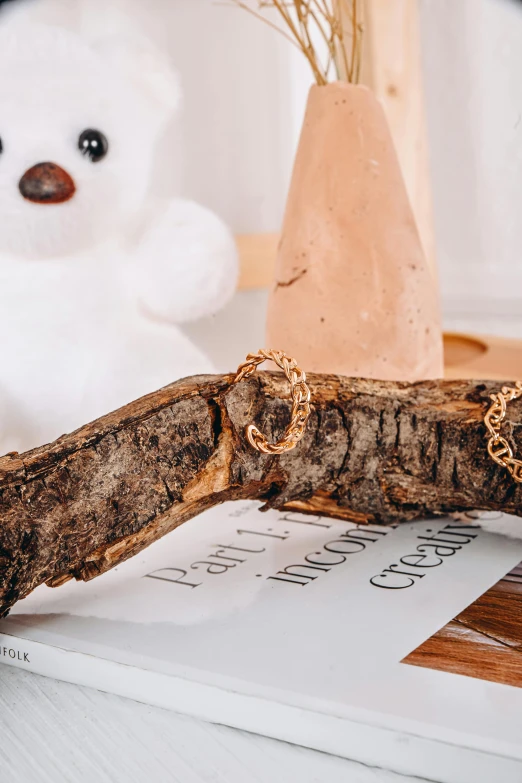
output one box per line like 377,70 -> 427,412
444,333 -> 522,380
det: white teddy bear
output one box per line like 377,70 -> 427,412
0,21 -> 238,455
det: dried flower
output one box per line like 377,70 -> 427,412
228,1 -> 364,86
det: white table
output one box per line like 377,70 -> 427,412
1,666 -> 418,783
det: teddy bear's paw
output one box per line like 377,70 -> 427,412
131,199 -> 239,325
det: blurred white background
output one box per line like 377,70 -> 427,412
3,0 -> 521,363
149,0 -> 522,358
420,0 -> 522,335
138,0 -> 522,289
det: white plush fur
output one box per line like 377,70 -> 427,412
0,22 -> 238,454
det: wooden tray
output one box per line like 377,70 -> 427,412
444,333 -> 522,380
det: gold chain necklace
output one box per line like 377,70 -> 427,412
484,382 -> 522,482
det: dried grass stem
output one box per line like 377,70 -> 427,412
229,0 -> 364,85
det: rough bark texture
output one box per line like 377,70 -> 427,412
1,373 -> 521,617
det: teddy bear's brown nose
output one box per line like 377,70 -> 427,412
19,162 -> 76,204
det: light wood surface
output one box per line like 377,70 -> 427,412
405,562 -> 522,688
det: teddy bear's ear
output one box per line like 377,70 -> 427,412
94,35 -> 182,121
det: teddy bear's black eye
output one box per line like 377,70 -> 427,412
78,129 -> 108,163
0,137 -> 3,154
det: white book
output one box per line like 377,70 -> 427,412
1,501 -> 522,783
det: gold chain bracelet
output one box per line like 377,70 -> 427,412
234,349 -> 311,454
484,382 -> 522,482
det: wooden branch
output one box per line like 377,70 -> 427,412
1,373 -> 521,617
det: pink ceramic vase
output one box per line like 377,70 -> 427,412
266,82 -> 443,381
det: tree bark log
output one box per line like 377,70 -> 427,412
1,373 -> 521,617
